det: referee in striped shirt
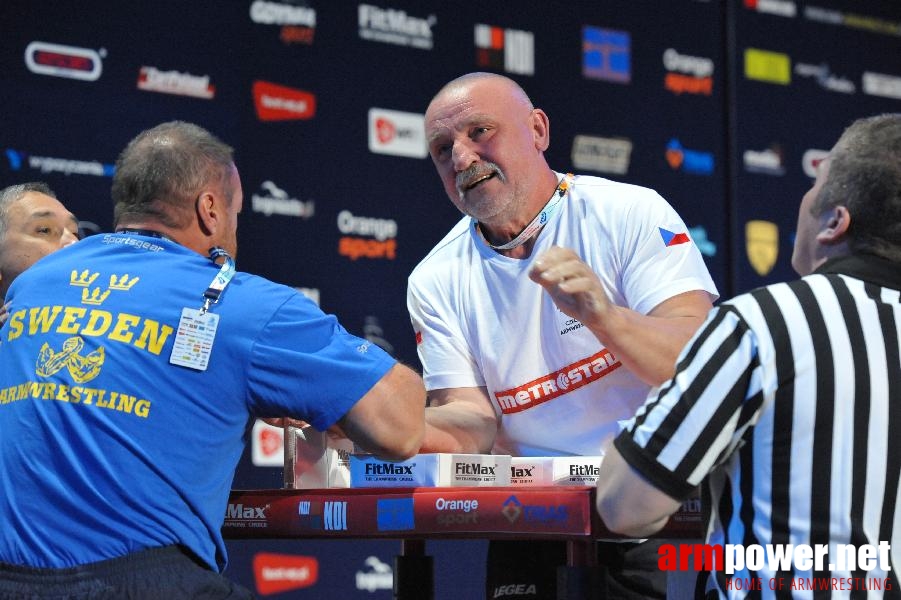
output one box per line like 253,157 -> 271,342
596,113 -> 901,599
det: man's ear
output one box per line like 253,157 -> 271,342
531,108 -> 550,152
195,191 -> 218,236
816,205 -> 851,245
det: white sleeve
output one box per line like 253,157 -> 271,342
406,273 -> 485,391
617,190 -> 719,315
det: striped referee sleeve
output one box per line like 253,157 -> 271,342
617,271 -> 901,590
614,304 -> 765,501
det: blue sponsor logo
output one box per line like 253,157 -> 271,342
377,497 -> 414,531
501,495 -> 568,525
4,147 -> 116,177
6,149 -> 22,170
666,139 -> 714,175
583,26 -> 631,83
688,226 -> 717,257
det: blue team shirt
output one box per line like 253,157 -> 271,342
0,233 -> 396,570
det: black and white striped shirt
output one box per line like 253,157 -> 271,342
615,254 -> 901,598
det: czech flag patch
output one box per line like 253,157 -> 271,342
658,227 -> 691,247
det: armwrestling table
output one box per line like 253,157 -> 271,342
223,486 -> 702,599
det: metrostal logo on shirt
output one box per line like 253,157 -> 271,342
493,349 -> 621,414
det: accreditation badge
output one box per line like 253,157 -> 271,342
169,308 -> 219,371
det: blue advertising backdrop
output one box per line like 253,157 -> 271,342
3,0 -> 901,597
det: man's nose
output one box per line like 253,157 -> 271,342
61,229 -> 79,247
452,140 -> 478,173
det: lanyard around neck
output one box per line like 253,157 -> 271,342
200,247 -> 235,315
476,173 -> 573,251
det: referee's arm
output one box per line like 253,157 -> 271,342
596,445 -> 683,538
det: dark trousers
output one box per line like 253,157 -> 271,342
486,538 -> 667,600
0,545 -> 254,600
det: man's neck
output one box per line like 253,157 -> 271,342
476,169 -> 564,259
116,221 -> 205,255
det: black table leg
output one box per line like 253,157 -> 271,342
394,539 -> 434,600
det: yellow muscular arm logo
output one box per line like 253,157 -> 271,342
36,336 -> 106,383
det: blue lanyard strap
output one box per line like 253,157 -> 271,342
201,247 -> 235,314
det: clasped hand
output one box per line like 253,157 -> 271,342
528,246 -> 613,331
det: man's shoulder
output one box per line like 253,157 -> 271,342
232,271 -> 299,300
24,236 -> 298,304
571,173 -> 661,199
568,174 -> 667,218
409,216 -> 471,282
718,276 -> 821,321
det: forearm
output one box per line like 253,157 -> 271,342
596,444 -> 683,537
341,363 -> 425,460
588,305 -> 707,386
601,509 -> 670,538
421,404 -> 497,454
528,249 -> 712,387
374,365 -> 427,458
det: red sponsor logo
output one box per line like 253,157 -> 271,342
258,427 -> 282,457
137,66 -> 214,99
802,149 -> 828,178
415,331 -> 423,345
252,81 -> 316,121
338,237 -> 397,260
375,117 -> 396,143
664,72 -> 713,95
253,553 -> 318,595
35,51 -> 92,71
280,26 -> 315,45
493,349 -> 621,414
25,41 -> 103,81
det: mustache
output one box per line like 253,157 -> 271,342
455,162 -> 505,195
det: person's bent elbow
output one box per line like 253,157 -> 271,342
375,423 -> 424,461
595,448 -> 681,538
597,495 -> 668,538
355,408 -> 424,460
342,363 -> 427,461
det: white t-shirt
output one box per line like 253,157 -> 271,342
407,173 -> 718,456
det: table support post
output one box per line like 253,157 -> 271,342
557,540 -> 603,600
394,539 -> 433,600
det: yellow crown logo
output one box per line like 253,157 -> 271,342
109,274 -> 140,291
81,288 -> 111,306
70,269 -> 100,287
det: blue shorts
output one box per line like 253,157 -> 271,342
0,545 -> 253,599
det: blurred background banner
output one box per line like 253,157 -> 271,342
3,1 -> 900,596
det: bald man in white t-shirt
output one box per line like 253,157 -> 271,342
408,72 -> 718,599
